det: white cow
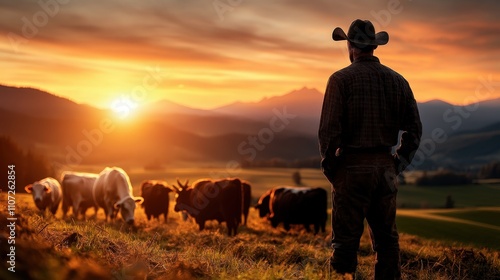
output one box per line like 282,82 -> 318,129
25,177 -> 62,215
61,171 -> 99,219
92,167 -> 143,224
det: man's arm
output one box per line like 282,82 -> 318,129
395,86 -> 422,173
319,75 -> 344,176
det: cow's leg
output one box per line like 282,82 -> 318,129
50,203 -> 59,215
233,217 -> 239,236
313,223 -> 320,234
284,223 -> 291,231
40,207 -> 47,217
92,206 -> 99,219
104,205 -> 114,222
79,207 -> 88,220
304,223 -> 311,232
226,219 -> 234,236
111,208 -> 118,220
227,223 -> 233,236
197,220 -> 205,231
72,193 -> 82,219
163,212 -> 168,223
270,218 -> 279,228
62,197 -> 70,218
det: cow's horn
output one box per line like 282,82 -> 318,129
171,184 -> 181,192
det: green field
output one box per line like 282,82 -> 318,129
395,207 -> 500,250
397,184 -> 500,209
436,209 -> 500,227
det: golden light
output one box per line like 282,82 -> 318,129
110,95 -> 139,120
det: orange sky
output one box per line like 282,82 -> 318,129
1,0 -> 499,109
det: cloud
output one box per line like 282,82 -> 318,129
0,0 -> 498,107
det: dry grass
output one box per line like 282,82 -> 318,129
1,194 -> 499,280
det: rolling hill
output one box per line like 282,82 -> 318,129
1,84 -> 500,169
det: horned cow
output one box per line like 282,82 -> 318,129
25,177 -> 62,215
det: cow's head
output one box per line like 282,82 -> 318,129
154,182 -> 173,196
25,182 -> 51,209
114,196 -> 144,225
254,191 -> 271,218
172,179 -> 191,213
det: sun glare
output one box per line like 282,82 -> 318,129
110,95 -> 139,120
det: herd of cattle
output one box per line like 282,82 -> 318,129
24,167 -> 327,236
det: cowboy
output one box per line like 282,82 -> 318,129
319,19 -> 422,279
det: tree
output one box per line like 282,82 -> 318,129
292,170 -> 302,185
415,170 -> 472,186
478,161 -> 500,179
445,195 -> 455,209
0,136 -> 56,192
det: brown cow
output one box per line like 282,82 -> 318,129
140,180 -> 172,222
254,186 -> 327,234
173,178 -> 242,236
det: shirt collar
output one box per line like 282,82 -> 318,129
353,55 -> 380,64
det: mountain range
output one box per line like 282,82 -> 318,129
1,84 -> 500,170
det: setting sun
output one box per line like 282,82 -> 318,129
110,95 -> 139,119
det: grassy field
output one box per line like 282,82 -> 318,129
3,166 -> 500,279
50,165 -> 500,251
396,208 -> 500,251
2,193 -> 500,280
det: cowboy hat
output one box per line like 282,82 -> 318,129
332,19 -> 389,46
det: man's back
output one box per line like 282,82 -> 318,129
330,55 -> 418,149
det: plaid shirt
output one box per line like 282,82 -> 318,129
319,55 -> 422,170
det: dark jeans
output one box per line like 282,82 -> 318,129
323,152 -> 401,280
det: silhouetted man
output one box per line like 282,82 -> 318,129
319,19 -> 422,279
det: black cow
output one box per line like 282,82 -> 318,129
241,180 -> 252,226
173,178 -> 242,236
254,186 -> 327,234
140,180 -> 172,222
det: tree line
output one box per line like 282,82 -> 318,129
0,136 -> 56,192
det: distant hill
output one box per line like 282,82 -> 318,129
424,121 -> 500,169
0,84 -> 103,120
140,99 -> 213,116
214,87 -> 323,120
1,84 -> 500,169
213,87 -> 323,136
0,85 -> 320,167
417,98 -> 500,139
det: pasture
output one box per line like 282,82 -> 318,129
3,166 -> 500,279
3,193 -> 500,280
122,166 -> 500,251
50,165 -> 500,250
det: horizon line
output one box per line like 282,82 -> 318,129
1,83 -> 498,111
